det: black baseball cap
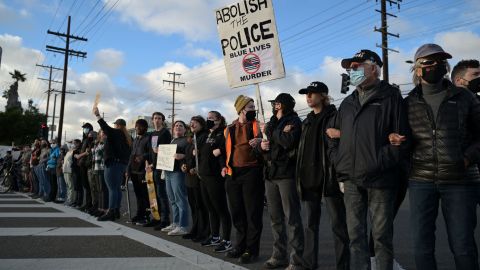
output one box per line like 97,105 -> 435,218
268,93 -> 296,109
341,49 -> 383,68
299,81 -> 329,95
82,122 -> 93,129
113,119 -> 126,126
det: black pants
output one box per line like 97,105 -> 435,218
303,194 -> 350,270
78,167 -> 92,207
131,173 -> 149,218
200,175 -> 232,241
187,184 -> 210,239
225,166 -> 264,256
47,168 -> 58,201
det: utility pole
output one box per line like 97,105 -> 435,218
163,72 -> 185,133
46,16 -> 87,145
374,0 -> 401,83
36,64 -> 62,125
48,89 -> 84,140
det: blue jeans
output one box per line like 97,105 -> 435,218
409,180 -> 479,270
343,181 -> 395,270
165,171 -> 189,228
154,169 -> 170,223
57,174 -> 66,200
104,161 -> 126,209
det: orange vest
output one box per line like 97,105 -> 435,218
224,120 -> 260,176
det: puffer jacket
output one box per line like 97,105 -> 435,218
263,111 -> 302,180
405,79 -> 480,184
328,80 -> 409,188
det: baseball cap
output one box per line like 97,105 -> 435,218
113,119 -> 126,126
82,122 -> 93,130
341,49 -> 383,68
414,43 -> 452,61
268,93 -> 296,109
299,81 -> 329,95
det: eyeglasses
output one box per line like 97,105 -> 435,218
347,62 -> 370,71
418,59 -> 447,66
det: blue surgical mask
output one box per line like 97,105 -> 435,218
83,128 -> 90,135
349,67 -> 367,86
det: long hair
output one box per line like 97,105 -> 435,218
119,126 -> 132,146
411,59 -> 451,86
209,111 -> 226,129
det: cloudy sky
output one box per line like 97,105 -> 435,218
1,0 -> 479,141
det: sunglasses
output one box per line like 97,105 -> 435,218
418,59 -> 447,66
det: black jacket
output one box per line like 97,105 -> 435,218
328,80 -> 409,188
263,111 -> 302,180
198,128 -> 226,177
405,80 -> 480,184
296,105 -> 340,200
127,134 -> 149,175
97,118 -> 131,165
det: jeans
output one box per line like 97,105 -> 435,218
409,180 -> 479,270
343,181 -> 395,270
303,194 -> 350,270
265,178 -> 304,266
165,171 -> 189,228
56,173 -> 66,200
104,161 -> 126,209
154,169 -> 170,223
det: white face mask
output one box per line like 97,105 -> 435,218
83,128 -> 90,135
51,144 -> 57,148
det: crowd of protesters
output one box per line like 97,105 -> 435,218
4,43 -> 480,270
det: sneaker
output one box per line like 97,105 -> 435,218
214,240 -> 232,253
226,247 -> 244,258
161,224 -> 176,232
264,257 -> 289,269
201,236 -> 221,247
167,226 -> 188,236
285,264 -> 304,270
238,251 -> 258,264
134,219 -> 148,226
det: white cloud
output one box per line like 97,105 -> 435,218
434,31 -> 480,63
114,0 -> 231,40
91,48 -> 124,76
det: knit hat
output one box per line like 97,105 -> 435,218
234,95 -> 254,114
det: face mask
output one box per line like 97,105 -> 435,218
206,120 -> 215,129
349,67 -> 367,86
245,110 -> 256,121
467,77 -> 480,93
51,144 -> 57,148
421,64 -> 447,84
83,128 -> 90,135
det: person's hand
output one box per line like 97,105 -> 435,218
212,149 -> 221,157
74,154 -> 79,159
92,106 -> 100,117
326,128 -> 341,139
192,149 -> 196,156
174,153 -> 185,160
388,133 -> 406,146
125,172 -> 129,179
145,161 -> 152,173
153,147 -> 158,154
221,167 -> 227,177
283,124 -> 293,133
189,168 -> 197,175
339,182 -> 345,193
249,138 -> 262,148
261,140 -> 270,151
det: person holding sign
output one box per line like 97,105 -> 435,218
92,106 -> 132,221
260,93 -> 305,270
146,112 -> 172,230
224,95 -> 264,264
161,120 -> 189,236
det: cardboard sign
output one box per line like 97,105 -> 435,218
215,0 -> 285,88
156,144 -> 177,171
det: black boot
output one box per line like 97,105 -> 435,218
114,208 -> 120,219
97,209 -> 115,221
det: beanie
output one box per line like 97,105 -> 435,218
234,95 -> 254,114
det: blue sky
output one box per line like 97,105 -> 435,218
1,0 -> 480,140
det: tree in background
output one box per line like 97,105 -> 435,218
2,69 -> 26,111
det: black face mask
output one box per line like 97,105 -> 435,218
206,120 -> 215,129
245,110 -> 256,121
421,64 -> 447,84
467,77 -> 480,93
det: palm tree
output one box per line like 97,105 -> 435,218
9,70 -> 27,83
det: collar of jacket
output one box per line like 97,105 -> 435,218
305,104 -> 336,124
344,80 -> 395,106
408,79 -> 462,100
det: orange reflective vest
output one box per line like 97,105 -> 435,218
224,120 -> 260,176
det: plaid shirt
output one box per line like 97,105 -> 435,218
93,142 -> 105,171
